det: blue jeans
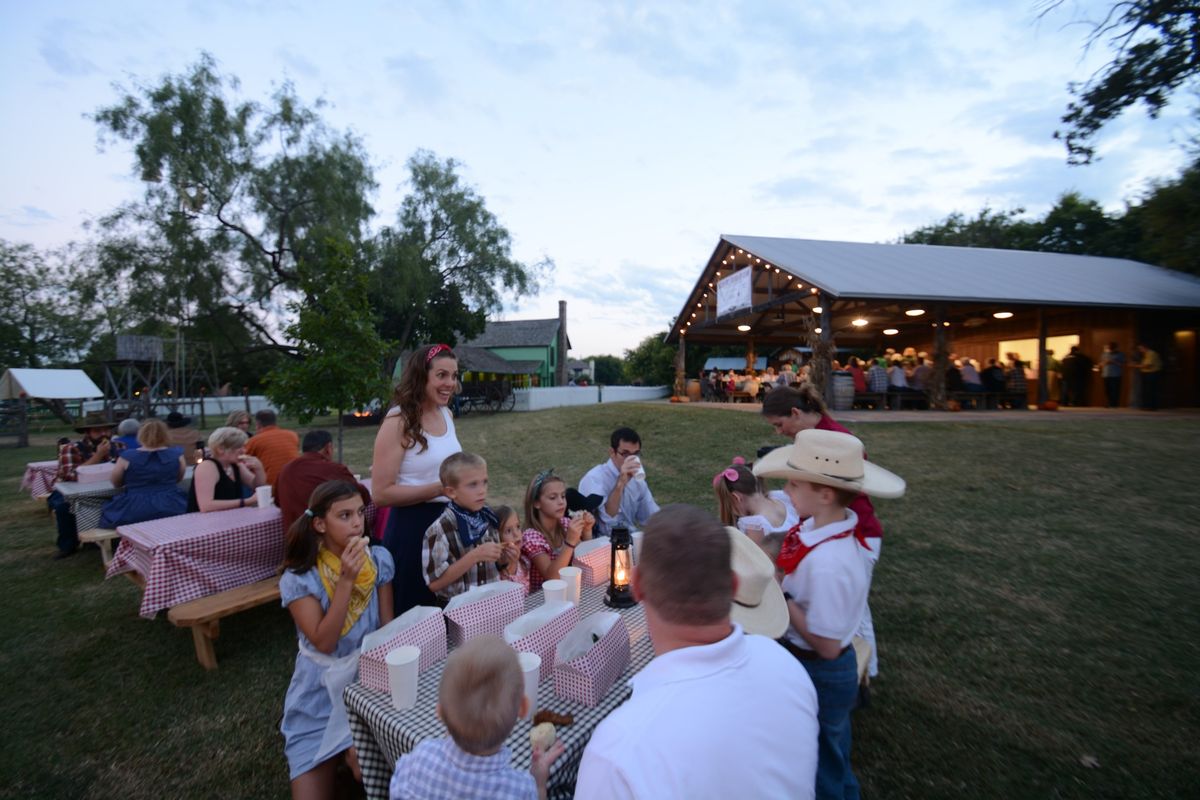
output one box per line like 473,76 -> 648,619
47,490 -> 78,553
800,646 -> 861,800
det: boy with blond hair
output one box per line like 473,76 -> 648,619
420,452 -> 505,602
389,636 -> 563,800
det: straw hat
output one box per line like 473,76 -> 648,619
728,527 -> 788,638
753,429 -> 906,499
73,412 -> 112,434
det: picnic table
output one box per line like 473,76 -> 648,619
55,468 -> 193,533
20,460 -> 58,497
346,583 -> 655,800
106,479 -> 374,619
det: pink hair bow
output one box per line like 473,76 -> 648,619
712,467 -> 740,488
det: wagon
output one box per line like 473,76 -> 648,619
454,379 -> 516,416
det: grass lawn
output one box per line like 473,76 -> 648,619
2,404 -> 1198,798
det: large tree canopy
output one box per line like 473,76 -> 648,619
0,241 -> 97,369
1052,1 -> 1200,164
92,53 -> 377,351
369,151 -> 547,354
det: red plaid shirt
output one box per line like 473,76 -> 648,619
56,437 -> 108,482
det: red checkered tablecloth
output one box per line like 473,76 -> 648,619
106,489 -> 377,619
107,507 -> 286,618
21,460 -> 58,496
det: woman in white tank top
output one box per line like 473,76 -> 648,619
372,345 -> 463,614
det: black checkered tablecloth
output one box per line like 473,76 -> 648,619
346,585 -> 653,800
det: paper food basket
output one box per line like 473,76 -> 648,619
76,463 -> 116,484
572,537 -> 611,586
444,581 -> 526,648
553,612 -> 631,706
503,601 -> 580,683
358,605 -> 447,692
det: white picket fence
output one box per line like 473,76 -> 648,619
513,385 -> 669,412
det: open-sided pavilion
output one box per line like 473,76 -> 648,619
667,236 -> 1200,406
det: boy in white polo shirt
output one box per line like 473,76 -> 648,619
755,428 -> 906,800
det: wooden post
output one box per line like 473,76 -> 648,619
243,386 -> 251,417
337,409 -> 345,463
17,396 -> 29,448
198,386 -> 207,430
745,339 -> 757,372
931,306 -> 948,409
813,292 -> 834,405
673,336 -> 686,399
1036,308 -> 1049,405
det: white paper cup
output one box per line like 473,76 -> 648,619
255,485 -> 273,508
542,579 -> 567,605
386,645 -> 421,711
631,456 -> 646,480
558,566 -> 582,604
353,473 -> 362,482
518,651 -> 541,718
631,530 -> 645,564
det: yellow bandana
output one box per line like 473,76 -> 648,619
316,543 -> 378,636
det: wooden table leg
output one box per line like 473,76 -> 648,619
191,620 -> 221,670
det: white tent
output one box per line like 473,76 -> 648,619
0,369 -> 103,400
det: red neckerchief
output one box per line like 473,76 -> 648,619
776,523 -> 873,575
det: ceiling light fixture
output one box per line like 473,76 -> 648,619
737,324 -> 751,332
905,308 -> 925,317
883,328 -> 899,335
852,318 -> 868,327
993,311 -> 1014,319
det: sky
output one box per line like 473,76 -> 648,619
0,0 -> 1193,359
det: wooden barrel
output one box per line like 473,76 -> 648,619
832,371 -> 855,411
686,379 -> 702,402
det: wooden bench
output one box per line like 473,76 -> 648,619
853,392 -> 887,410
78,528 -> 119,567
167,575 -> 282,670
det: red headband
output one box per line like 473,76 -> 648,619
425,344 -> 452,364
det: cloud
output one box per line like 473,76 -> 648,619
277,47 -> 320,79
478,37 -> 556,74
38,19 -> 99,77
757,175 -> 861,208
972,155 -> 1127,210
0,206 -> 56,226
593,5 -> 741,86
384,55 -> 447,109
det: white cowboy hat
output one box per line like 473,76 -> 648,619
753,428 -> 906,499
728,527 -> 789,638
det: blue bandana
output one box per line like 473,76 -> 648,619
448,502 -> 499,548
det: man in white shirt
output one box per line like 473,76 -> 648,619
578,427 -> 660,535
574,504 -> 818,800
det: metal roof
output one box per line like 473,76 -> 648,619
721,235 -> 1200,308
461,318 -> 570,349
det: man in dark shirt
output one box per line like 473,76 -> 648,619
276,430 -> 357,533
50,412 -> 115,559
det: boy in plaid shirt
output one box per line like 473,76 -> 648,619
390,636 -> 563,800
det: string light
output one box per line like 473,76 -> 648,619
814,327 -> 823,334
812,306 -> 823,314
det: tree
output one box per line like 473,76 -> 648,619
0,241 -> 97,369
1130,155 -> 1200,275
623,333 -> 676,386
369,151 -> 546,354
1050,1 -> 1200,164
589,355 -> 625,385
263,236 -> 392,460
92,53 -> 377,355
901,206 -> 1040,249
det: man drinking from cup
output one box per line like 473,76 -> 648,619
579,427 -> 660,536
